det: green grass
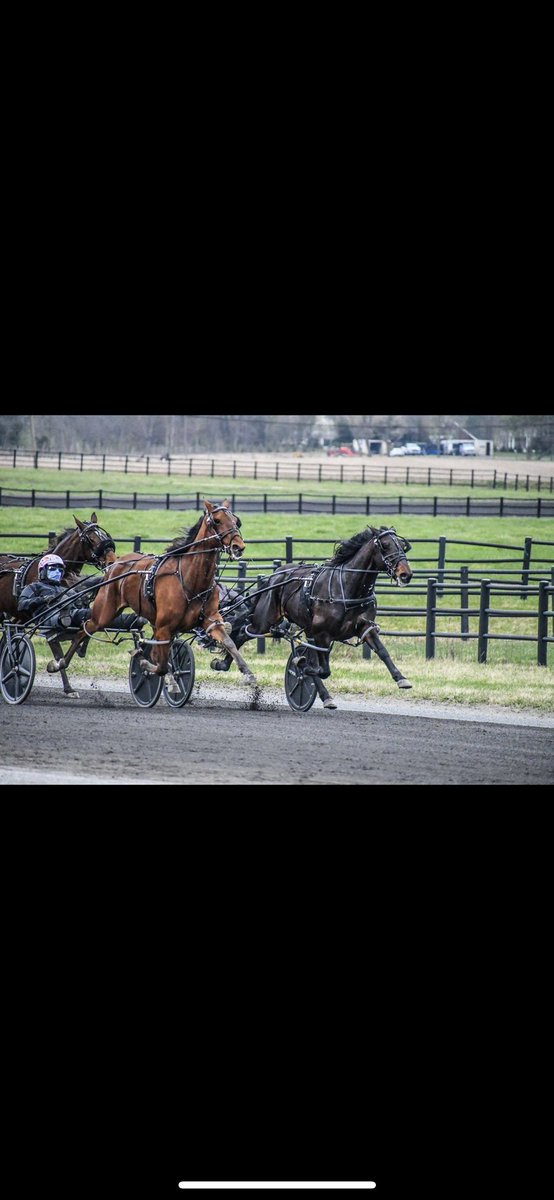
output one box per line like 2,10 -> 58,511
0,465 -> 550,498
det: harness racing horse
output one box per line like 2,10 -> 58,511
0,513 -> 116,621
53,500 -> 257,692
211,525 -> 413,709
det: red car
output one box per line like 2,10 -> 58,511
326,445 -> 358,457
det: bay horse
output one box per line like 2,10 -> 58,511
0,512 -> 117,698
211,525 -> 413,708
0,512 -> 116,621
53,500 -> 257,692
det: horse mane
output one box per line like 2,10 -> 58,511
49,526 -> 75,551
328,525 -> 382,565
164,516 -> 204,554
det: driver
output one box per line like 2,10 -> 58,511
18,553 -> 147,634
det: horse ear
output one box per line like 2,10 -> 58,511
74,515 -> 85,530
90,512 -> 98,523
221,498 -> 231,507
204,500 -> 214,513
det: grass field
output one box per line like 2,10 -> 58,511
1,468 -> 553,710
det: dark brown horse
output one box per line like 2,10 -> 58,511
0,513 -> 116,622
211,525 -> 413,708
52,499 -> 257,691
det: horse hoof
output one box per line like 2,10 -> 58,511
222,622 -> 232,633
139,658 -> 156,673
210,660 -> 230,671
397,679 -> 413,689
323,698 -> 337,709
64,691 -> 80,699
47,660 -> 62,673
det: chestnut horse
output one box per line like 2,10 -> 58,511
0,513 -> 116,621
53,500 -> 257,692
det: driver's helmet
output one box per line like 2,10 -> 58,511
38,553 -> 65,583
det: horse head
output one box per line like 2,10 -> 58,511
73,512 -> 116,568
204,499 -> 245,560
372,527 -> 412,586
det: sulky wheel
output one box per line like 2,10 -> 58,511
163,639 -> 196,708
0,634 -> 36,705
128,643 -> 163,708
284,648 -> 317,712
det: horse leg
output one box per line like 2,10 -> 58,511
45,636 -> 80,698
363,628 -> 412,689
311,646 -> 338,709
210,622 -> 249,672
211,625 -> 257,683
138,623 -> 181,692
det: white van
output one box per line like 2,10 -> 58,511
459,442 -> 476,456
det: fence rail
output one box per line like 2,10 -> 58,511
1,449 -> 552,491
1,487 -> 553,518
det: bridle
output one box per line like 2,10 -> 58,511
204,506 -> 244,560
372,527 -> 412,582
77,522 -> 116,568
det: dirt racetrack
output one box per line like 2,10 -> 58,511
1,680 -> 553,786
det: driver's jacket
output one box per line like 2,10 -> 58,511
18,580 -> 67,618
17,577 -> 101,625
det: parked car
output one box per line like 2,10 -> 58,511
389,446 -> 407,457
326,445 -> 358,457
404,443 -> 423,455
458,442 -> 477,456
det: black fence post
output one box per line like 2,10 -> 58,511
332,495 -> 336,514
102,454 -> 106,473
211,459 -> 215,477
318,464 -> 322,482
196,492 -> 200,510
500,496 -> 504,517
257,575 -> 266,654
80,453 -> 84,471
134,536 -> 142,553
66,490 -> 70,508
275,462 -> 279,481
466,496 -> 471,517
286,536 -> 293,564
384,466 -> 388,485
471,468 -> 474,488
493,469 -> 497,488
31,489 -> 35,507
0,488 -> 2,506
146,456 -> 150,475
233,461 -> 237,479
478,580 -> 490,663
133,492 -> 137,509
437,536 -> 446,596
340,465 -> 344,483
398,495 -> 402,514
537,580 -> 549,666
13,449 -> 17,467
366,495 -> 370,516
263,493 -> 268,513
98,489 -> 102,509
58,451 -> 62,470
167,456 -> 171,476
254,461 -> 257,480
362,465 -> 365,484
552,569 -> 554,637
521,536 -> 532,599
538,498 -> 542,518
125,456 -> 128,474
461,565 -> 469,640
237,560 -> 247,594
298,493 -> 303,514
34,451 -> 38,469
433,496 -> 438,517
425,578 -> 437,659
166,493 -> 170,510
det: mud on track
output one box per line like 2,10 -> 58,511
1,685 -> 553,785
